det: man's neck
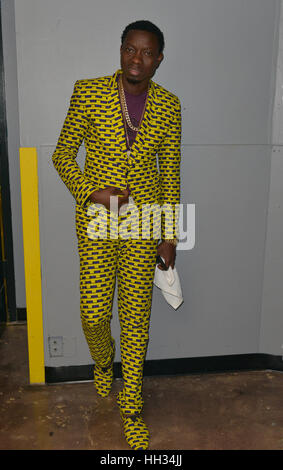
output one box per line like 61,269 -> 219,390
121,74 -> 149,96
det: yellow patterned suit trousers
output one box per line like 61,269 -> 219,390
52,69 -> 181,415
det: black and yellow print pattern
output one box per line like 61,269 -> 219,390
52,69 -> 181,449
81,316 -> 115,397
118,398 -> 150,450
52,69 -> 181,241
77,235 -> 158,411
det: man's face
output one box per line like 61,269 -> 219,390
120,29 -> 163,85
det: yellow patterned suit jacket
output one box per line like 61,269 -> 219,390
52,69 -> 182,241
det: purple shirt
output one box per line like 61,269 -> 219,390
117,78 -> 148,195
124,88 -> 148,149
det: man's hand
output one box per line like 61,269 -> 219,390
156,241 -> 176,270
89,186 -> 130,211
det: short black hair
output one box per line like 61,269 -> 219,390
121,20 -> 165,54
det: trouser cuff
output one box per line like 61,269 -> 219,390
117,389 -> 144,415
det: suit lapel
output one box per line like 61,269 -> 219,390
106,70 -> 128,154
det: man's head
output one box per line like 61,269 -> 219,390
120,20 -> 164,87
121,20 -> 165,55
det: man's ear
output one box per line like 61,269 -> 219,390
156,52 -> 164,68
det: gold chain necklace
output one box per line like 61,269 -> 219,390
118,74 -> 149,133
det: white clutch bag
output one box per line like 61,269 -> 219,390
153,256 -> 183,310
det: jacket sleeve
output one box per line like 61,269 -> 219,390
157,96 -> 182,241
52,80 -> 98,207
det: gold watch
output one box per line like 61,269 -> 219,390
163,238 -> 178,247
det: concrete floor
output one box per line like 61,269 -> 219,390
1,324 -> 283,450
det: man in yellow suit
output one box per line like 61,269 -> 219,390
52,20 -> 181,450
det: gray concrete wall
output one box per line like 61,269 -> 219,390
10,0 -> 281,366
260,0 -> 283,356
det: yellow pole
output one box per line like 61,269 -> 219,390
19,147 -> 45,384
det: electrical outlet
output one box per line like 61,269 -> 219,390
48,336 -> 63,357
